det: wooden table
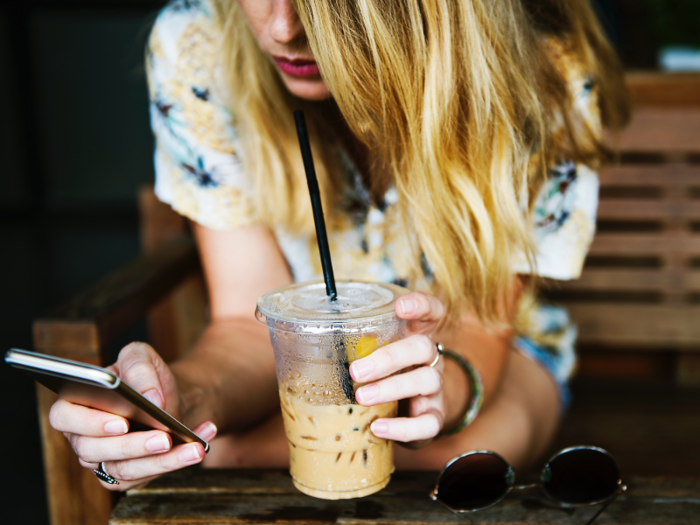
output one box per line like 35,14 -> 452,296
111,468 -> 699,524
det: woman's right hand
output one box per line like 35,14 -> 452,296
48,342 -> 217,491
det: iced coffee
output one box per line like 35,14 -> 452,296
256,281 -> 407,499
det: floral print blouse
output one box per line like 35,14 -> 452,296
146,0 -> 603,404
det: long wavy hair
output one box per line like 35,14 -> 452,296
213,0 -> 629,323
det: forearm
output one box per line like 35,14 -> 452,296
435,277 -> 524,427
396,349 -> 561,470
436,318 -> 512,429
170,317 -> 280,433
177,223 -> 292,432
207,345 -> 562,471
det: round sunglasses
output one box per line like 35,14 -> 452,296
430,446 -> 627,525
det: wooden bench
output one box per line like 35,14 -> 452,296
32,73 -> 700,525
545,72 -> 700,386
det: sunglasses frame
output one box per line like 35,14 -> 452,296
430,445 -> 627,525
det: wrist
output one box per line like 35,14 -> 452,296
443,354 -> 472,428
436,345 -> 484,438
170,360 -> 218,429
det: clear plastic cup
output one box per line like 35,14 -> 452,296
256,280 -> 408,499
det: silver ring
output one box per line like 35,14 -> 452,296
93,462 -> 120,485
429,342 -> 444,368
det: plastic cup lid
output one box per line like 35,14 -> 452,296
255,281 -> 408,333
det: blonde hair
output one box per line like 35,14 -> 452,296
214,0 -> 628,324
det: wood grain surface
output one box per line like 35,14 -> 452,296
112,380 -> 700,524
110,468 -> 700,525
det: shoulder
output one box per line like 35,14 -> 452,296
147,1 -> 253,230
150,0 -> 219,52
543,38 -> 591,93
147,0 -> 235,154
148,0 -> 222,88
513,38 -> 603,280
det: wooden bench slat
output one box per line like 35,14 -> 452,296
599,165 -> 700,187
597,199 -> 700,220
609,109 -> 700,154
626,72 -> 700,107
588,234 -> 700,256
563,303 -> 700,348
33,238 -> 200,354
550,269 -> 700,292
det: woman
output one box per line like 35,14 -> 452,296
49,0 -> 628,490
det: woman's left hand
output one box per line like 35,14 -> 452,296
349,291 -> 445,448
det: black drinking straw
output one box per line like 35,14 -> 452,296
294,110 -> 338,301
294,110 -> 355,403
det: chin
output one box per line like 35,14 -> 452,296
283,76 -> 332,101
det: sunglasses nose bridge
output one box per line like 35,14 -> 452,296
541,464 -> 552,483
506,467 -> 515,486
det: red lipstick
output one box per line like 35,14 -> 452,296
273,56 -> 320,78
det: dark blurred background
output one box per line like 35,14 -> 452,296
1,0 -> 699,523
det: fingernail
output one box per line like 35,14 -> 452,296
371,421 -> 389,436
104,420 -> 128,435
199,422 -> 217,441
145,434 -> 171,453
357,384 -> 379,403
400,298 -> 416,315
143,389 -> 164,409
179,443 -> 202,463
350,359 -> 374,380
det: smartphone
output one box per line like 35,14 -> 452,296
5,348 -> 209,452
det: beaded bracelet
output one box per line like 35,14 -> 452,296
435,343 -> 484,438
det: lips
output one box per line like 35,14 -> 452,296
273,56 -> 320,78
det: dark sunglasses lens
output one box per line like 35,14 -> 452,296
437,453 -> 511,510
543,448 -> 620,504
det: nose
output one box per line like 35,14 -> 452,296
269,0 -> 304,45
